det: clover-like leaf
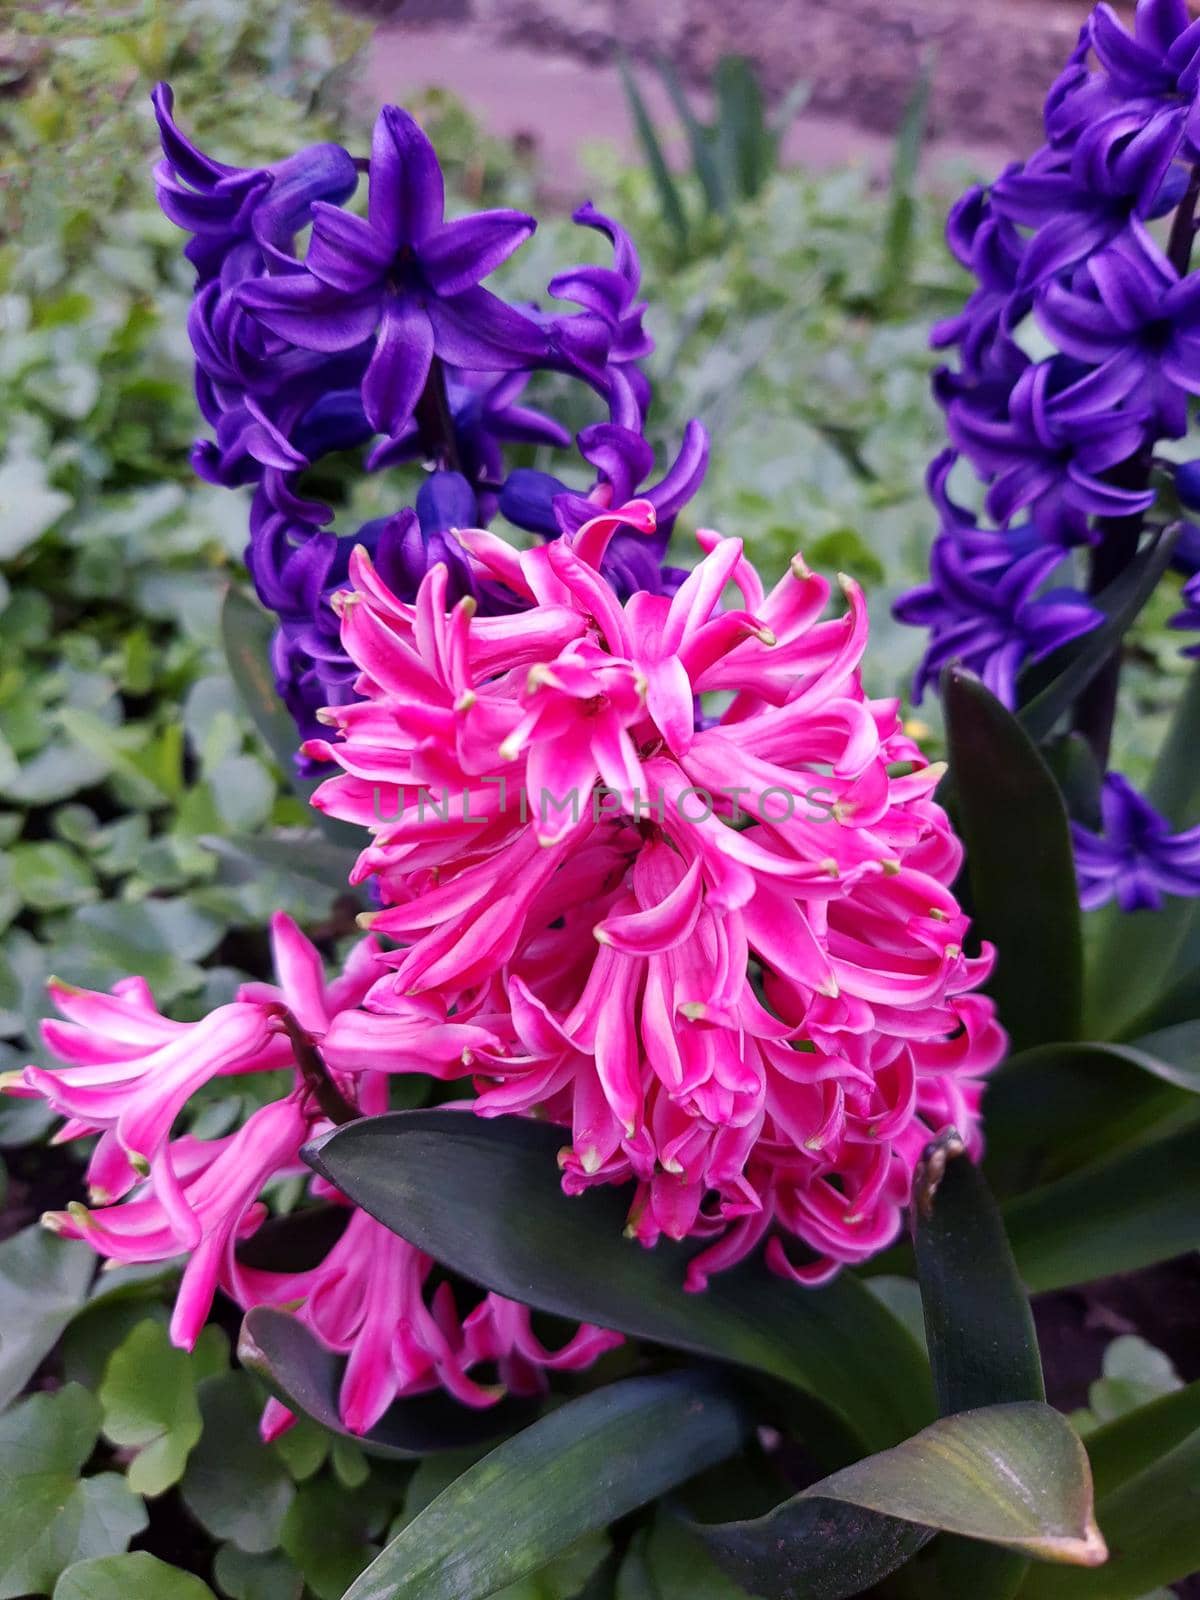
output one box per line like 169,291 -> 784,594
98,1319 -> 226,1496
0,1385 -> 147,1599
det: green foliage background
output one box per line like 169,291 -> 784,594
2,5 -> 1194,1599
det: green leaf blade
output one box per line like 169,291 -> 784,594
305,1110 -> 935,1455
238,1307 -> 536,1459
343,1372 -> 748,1600
942,667 -> 1082,1051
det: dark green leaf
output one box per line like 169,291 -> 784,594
981,1040 -> 1200,1197
696,1402 -> 1104,1600
942,667 -> 1082,1050
0,1385 -> 147,1599
1084,1378 -> 1200,1502
0,1224 -> 95,1407
53,1553 -> 216,1600
911,1138 -> 1042,1599
305,1111 -> 935,1454
617,56 -> 689,248
180,1372 -> 294,1554
239,1307 -> 536,1459
1018,524 -> 1181,744
342,1372 -> 748,1600
1003,1124 -> 1200,1292
912,1135 -> 1044,1414
618,1516 -> 749,1600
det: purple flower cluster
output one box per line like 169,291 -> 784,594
896,0 -> 1200,912
153,87 -> 707,758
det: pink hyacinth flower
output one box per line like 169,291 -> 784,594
305,503 -> 1007,1285
12,913 -> 620,1436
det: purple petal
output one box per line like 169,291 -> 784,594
420,210 -> 536,296
369,106 -> 444,249
428,285 -> 547,369
649,419 -> 710,520
303,202 -> 391,293
253,147 -> 360,265
362,293 -> 434,438
152,83 -> 238,187
239,273 -> 382,352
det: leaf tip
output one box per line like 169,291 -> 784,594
910,1125 -> 966,1222
1027,1517 -> 1108,1568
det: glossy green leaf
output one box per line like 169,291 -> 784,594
1018,525 -> 1181,744
1003,1124 -> 1200,1292
981,1040 -> 1200,1196
1022,1388 -> 1200,1597
342,1372 -> 748,1600
0,1385 -> 147,1599
239,1307 -> 536,1459
98,1320 -> 225,1496
698,1403 -> 1104,1600
912,1139 -> 1043,1600
305,1110 -> 935,1454
617,56 -> 689,248
53,1553 -> 216,1600
942,667 -> 1082,1050
180,1372 -> 294,1554
0,1224 -> 95,1407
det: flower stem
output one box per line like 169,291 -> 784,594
1072,164 -> 1200,770
270,1005 -> 357,1125
414,357 -> 463,476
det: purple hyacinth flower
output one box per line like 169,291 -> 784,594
992,108 -> 1185,290
894,537 -> 1104,706
1073,771 -> 1200,909
237,106 -> 548,439
548,202 -> 654,427
948,354 -> 1154,543
1035,224 -> 1200,436
152,84 -> 358,283
932,189 -> 1033,378
500,419 -> 708,594
365,368 -> 571,519
1090,1 -> 1200,119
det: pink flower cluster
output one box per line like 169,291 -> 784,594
8,914 -> 617,1437
9,498 -> 1005,1434
306,501 -> 1006,1287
